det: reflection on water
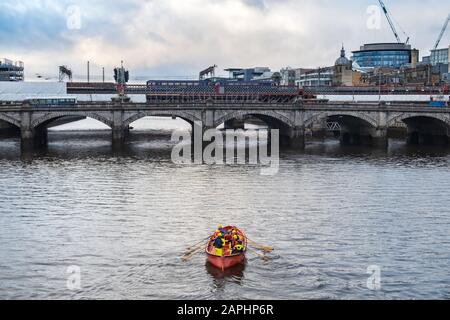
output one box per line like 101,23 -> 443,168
206,262 -> 246,292
1,117 -> 450,299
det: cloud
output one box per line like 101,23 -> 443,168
0,1 -> 68,50
242,0 -> 266,9
0,0 -> 448,79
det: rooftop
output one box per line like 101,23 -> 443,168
353,43 -> 412,52
335,45 -> 351,66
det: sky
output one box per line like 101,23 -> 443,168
0,0 -> 448,80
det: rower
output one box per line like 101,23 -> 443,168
233,241 -> 244,254
213,233 -> 224,256
218,224 -> 226,235
224,232 -> 231,243
231,231 -> 239,248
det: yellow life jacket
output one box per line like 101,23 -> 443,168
214,248 -> 223,256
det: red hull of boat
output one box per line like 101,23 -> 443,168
206,252 -> 245,270
206,226 -> 246,271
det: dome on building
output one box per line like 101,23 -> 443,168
335,45 -> 350,66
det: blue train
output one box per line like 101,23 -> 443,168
24,97 -> 77,107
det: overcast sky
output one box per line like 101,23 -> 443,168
0,0 -> 448,80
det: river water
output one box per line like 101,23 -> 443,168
1,117 -> 450,300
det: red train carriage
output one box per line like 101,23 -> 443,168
145,79 -> 303,103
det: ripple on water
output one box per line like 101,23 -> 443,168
1,129 -> 450,299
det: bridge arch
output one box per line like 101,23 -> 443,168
213,110 -> 295,129
32,112 -> 113,129
388,113 -> 450,145
387,113 -> 450,128
304,111 -> 379,128
122,110 -> 201,128
0,113 -> 21,129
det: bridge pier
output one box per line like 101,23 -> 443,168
20,127 -> 48,150
280,127 -> 305,149
112,125 -> 130,147
372,128 -> 389,148
20,129 -> 35,150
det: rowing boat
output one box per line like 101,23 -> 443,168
205,226 -> 247,271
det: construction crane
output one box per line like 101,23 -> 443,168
433,14 -> 450,50
199,65 -> 217,80
378,0 -> 409,44
58,65 -> 72,82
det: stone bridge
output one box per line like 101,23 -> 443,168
0,101 -> 449,149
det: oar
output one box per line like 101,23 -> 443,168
246,237 -> 274,253
247,247 -> 270,262
186,235 -> 211,251
181,246 -> 204,261
186,242 -> 205,252
182,235 -> 212,261
183,242 -> 207,258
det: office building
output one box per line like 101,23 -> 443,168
352,43 -> 419,69
0,58 -> 24,81
225,67 -> 274,81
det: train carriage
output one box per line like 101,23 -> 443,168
146,79 -> 302,103
24,97 -> 78,107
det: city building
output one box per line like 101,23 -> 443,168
359,67 -> 400,86
225,67 -> 274,81
297,67 -> 334,87
401,64 -> 441,86
333,46 -> 361,86
359,64 -> 441,86
430,46 -> 450,66
430,46 -> 450,77
420,56 -> 431,65
280,67 -> 296,86
0,58 -> 24,81
293,68 -> 314,81
352,43 -> 419,70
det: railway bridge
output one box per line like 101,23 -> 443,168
0,100 -> 449,149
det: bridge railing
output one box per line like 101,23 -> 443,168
303,85 -> 449,95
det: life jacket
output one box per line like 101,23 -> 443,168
231,234 -> 238,247
214,237 -> 224,249
214,247 -> 223,256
